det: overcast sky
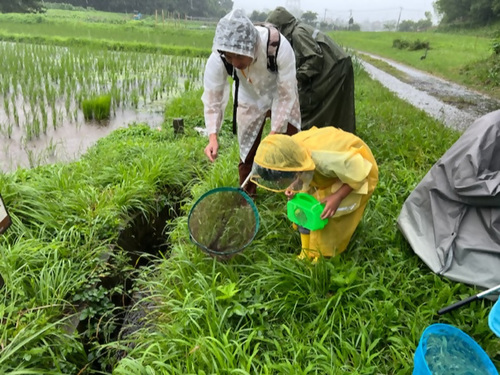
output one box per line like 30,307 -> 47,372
233,0 -> 437,23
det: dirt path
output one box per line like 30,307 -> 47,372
358,52 -> 500,131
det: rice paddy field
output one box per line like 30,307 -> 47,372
0,8 -> 499,375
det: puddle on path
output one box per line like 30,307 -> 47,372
1,105 -> 164,173
358,53 -> 500,131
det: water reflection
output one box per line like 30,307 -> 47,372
0,42 -> 204,173
1,107 -> 164,173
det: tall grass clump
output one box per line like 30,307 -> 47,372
82,94 -> 112,121
0,122 -> 211,372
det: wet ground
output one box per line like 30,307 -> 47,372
358,52 -> 500,131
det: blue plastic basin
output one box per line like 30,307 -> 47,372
413,323 -> 498,375
489,298 -> 500,338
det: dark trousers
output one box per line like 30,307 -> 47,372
239,122 -> 298,197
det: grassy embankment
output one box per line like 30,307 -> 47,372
0,9 -> 498,374
0,9 -> 213,56
332,30 -> 500,100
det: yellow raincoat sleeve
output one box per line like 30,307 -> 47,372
311,147 -> 373,194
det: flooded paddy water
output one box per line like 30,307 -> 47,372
0,42 -> 204,173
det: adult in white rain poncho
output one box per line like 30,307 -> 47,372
202,9 -> 301,197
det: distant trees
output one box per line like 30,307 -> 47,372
383,21 -> 397,31
0,0 -> 44,13
436,0 -> 500,26
398,12 -> 433,31
249,10 -> 268,22
300,11 -> 318,26
44,0 -> 233,18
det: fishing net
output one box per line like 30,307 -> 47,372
188,187 -> 259,256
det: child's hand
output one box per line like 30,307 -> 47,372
320,193 -> 343,219
285,188 -> 296,200
320,184 -> 354,219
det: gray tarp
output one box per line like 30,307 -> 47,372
397,110 -> 500,290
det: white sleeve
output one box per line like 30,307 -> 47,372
271,36 -> 299,132
201,52 -> 231,135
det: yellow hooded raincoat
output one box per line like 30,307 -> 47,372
254,127 -> 378,257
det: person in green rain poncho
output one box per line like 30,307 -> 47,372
266,7 -> 356,133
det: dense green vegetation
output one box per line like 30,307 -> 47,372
0,0 -> 233,18
0,7 -> 499,375
435,0 -> 500,27
2,64 -> 499,373
45,0 -> 233,18
0,0 -> 43,13
0,10 -> 214,55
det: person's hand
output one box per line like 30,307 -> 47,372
285,188 -> 296,200
320,192 -> 343,220
320,184 -> 353,220
269,130 -> 277,135
204,134 -> 219,162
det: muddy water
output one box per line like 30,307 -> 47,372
1,42 -> 205,174
1,104 -> 165,173
358,53 -> 500,131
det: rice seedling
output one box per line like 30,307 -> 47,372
0,41 -> 205,144
82,94 -> 112,121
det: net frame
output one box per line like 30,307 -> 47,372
188,187 -> 260,256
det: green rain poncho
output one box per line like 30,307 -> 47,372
266,7 -> 356,133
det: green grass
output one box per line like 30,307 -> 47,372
0,10 -> 214,55
0,124 -> 212,373
2,66 -> 495,374
112,68 -> 497,374
0,11 -> 499,374
331,30 -> 500,99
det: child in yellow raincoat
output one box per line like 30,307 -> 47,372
250,126 -> 378,260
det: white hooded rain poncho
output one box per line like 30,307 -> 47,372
202,9 -> 301,162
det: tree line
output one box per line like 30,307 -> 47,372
3,0 -> 500,28
435,0 -> 500,26
0,0 -> 233,18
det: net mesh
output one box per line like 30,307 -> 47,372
188,187 -> 259,256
